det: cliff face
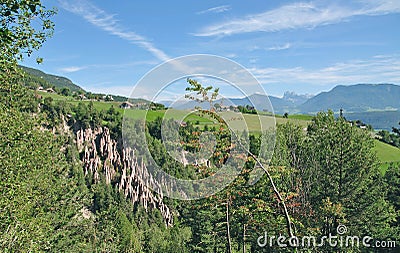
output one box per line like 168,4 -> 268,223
76,127 -> 173,226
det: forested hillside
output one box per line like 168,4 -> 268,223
19,65 -> 84,92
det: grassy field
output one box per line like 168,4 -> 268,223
39,91 -> 129,112
373,140 -> 400,173
38,91 -> 75,101
123,109 -> 309,132
39,92 -> 309,130
124,109 -> 215,124
287,114 -> 314,121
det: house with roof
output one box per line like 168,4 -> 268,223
120,101 -> 134,109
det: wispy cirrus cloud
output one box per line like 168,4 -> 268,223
250,54 -> 400,86
58,60 -> 158,74
197,5 -> 231,15
58,66 -> 87,73
59,0 -> 170,62
195,1 -> 400,36
268,43 -> 291,51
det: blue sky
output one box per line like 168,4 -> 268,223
22,0 -> 400,99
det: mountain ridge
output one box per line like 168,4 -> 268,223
20,65 -> 85,92
298,83 -> 400,113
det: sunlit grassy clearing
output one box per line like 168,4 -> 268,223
373,140 -> 400,173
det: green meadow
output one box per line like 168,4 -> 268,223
373,140 -> 400,173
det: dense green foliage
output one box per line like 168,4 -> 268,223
237,105 -> 257,114
0,95 -> 89,251
0,0 -> 56,63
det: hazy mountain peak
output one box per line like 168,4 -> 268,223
282,91 -> 314,106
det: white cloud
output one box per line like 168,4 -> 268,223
268,43 -> 291,51
58,66 -> 86,73
195,1 -> 400,36
249,54 -> 400,86
60,0 -> 170,62
57,60 -> 157,74
197,5 -> 231,15
358,0 -> 400,15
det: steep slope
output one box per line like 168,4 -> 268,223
298,84 -> 400,113
20,65 -> 85,92
76,127 -> 173,226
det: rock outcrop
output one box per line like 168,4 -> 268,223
76,127 -> 173,226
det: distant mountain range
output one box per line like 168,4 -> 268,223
164,83 -> 400,115
166,91 -> 313,113
298,84 -> 400,113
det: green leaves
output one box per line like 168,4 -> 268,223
0,105 -> 90,251
1,0 -> 56,64
185,78 -> 220,111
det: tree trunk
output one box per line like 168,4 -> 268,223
243,223 -> 246,253
226,197 -> 232,253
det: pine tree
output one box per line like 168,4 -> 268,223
305,111 -> 396,241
